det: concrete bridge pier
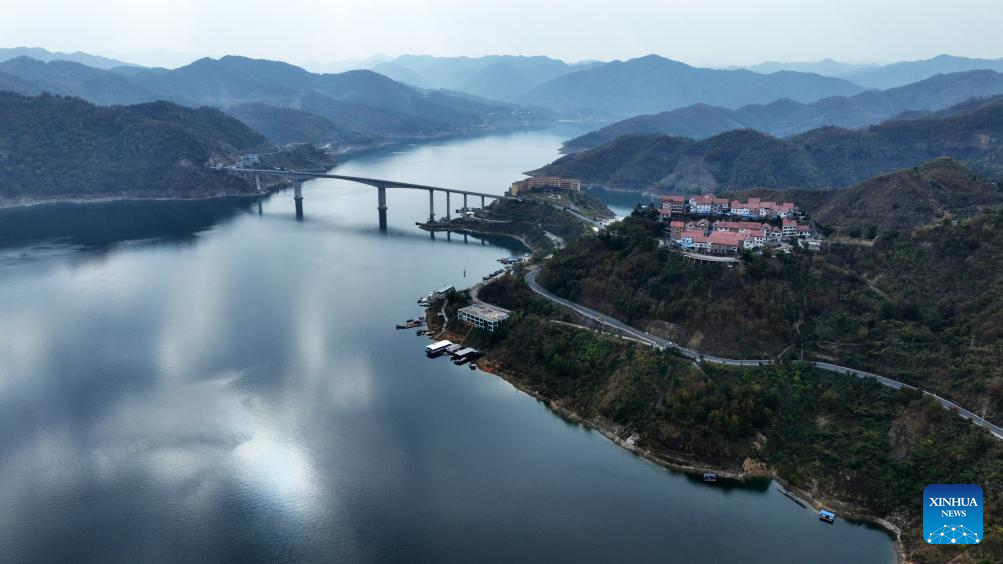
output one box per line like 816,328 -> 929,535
428,190 -> 435,223
446,192 -> 451,220
294,178 -> 304,220
255,174 -> 262,193
463,194 -> 468,214
377,185 -> 387,212
481,195 -> 485,209
377,185 -> 388,231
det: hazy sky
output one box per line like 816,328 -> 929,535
2,0 -> 1001,68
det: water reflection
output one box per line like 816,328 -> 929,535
0,125 -> 894,563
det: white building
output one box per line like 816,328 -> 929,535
458,303 -> 511,332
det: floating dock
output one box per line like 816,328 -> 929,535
777,488 -> 807,509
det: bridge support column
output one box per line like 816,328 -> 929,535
428,190 -> 435,223
377,185 -> 387,212
377,185 -> 388,231
294,179 -> 303,220
446,192 -> 451,220
481,195 -> 485,209
463,194 -> 467,214
255,174 -> 262,193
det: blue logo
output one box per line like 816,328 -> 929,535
923,484 -> 982,545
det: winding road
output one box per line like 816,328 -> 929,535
524,267 -> 1003,440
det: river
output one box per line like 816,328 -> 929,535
0,124 -> 895,562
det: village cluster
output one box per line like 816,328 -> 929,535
659,194 -> 823,254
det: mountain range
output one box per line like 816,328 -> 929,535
514,54 -> 866,116
368,54 -> 598,102
0,46 -> 137,70
741,58 -> 877,76
0,55 -> 554,147
841,54 -> 1003,89
740,54 -> 1003,90
305,53 -> 1003,117
531,95 -> 1003,193
563,70 -> 1003,151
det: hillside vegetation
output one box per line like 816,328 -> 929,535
464,285 -> 1002,564
225,103 -> 382,146
563,71 -> 1003,151
535,96 -> 1003,193
0,92 -> 267,203
534,208 -> 1003,423
734,158 -> 1003,230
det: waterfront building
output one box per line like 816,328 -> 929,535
458,303 -> 511,332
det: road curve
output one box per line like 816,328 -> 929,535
524,267 -> 1003,440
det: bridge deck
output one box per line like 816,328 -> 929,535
233,168 -> 513,200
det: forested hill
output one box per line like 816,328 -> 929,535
532,96 -> 1003,193
0,92 -> 269,204
732,158 -> 1003,231
535,208 -> 1003,425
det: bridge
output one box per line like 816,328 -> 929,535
232,168 -> 514,225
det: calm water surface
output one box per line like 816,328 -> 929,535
0,124 -> 894,562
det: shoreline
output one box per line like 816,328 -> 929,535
476,356 -> 908,562
0,122 -> 558,213
429,251 -> 909,561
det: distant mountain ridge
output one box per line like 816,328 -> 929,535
515,54 -> 866,116
842,54 -> 1003,89
0,55 -> 553,147
563,70 -> 1003,151
741,58 -> 877,76
368,54 -> 590,102
0,46 -> 138,70
531,96 -> 1003,193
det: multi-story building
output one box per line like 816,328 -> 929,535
660,195 -> 687,215
712,220 -> 768,236
688,194 -> 731,215
727,197 -> 799,219
677,229 -> 747,255
458,303 -> 511,332
509,177 -> 581,196
669,220 -> 685,239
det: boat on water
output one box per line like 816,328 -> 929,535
818,510 -> 836,523
469,363 -> 477,370
703,472 -> 718,482
396,318 -> 425,330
